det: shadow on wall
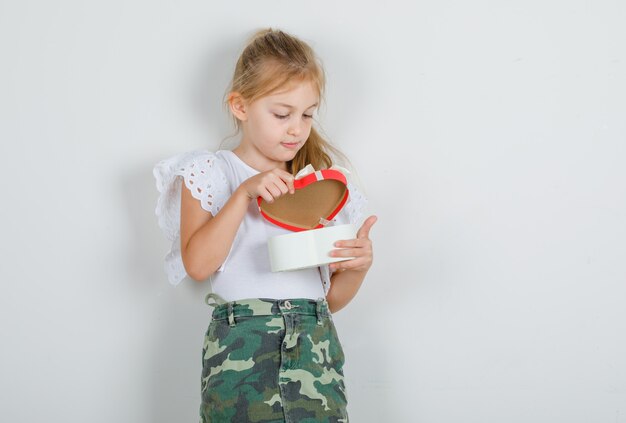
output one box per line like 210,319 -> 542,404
334,292 -> 395,421
119,32 -> 248,421
122,158 -> 214,421
145,281 -> 210,423
187,34 -> 247,150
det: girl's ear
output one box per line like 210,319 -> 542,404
228,92 -> 248,121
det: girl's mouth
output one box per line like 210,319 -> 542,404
281,142 -> 300,149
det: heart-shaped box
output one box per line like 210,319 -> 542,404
257,165 -> 356,272
257,168 -> 349,231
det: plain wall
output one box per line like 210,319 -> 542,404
1,0 -> 625,421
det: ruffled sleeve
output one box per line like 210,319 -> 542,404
153,149 -> 231,285
332,178 -> 369,227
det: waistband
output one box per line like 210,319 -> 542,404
205,292 -> 330,321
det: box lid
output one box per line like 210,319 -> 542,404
257,165 -> 350,232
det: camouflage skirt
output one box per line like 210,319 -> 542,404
200,292 -> 349,423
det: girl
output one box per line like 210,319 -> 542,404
153,28 -> 377,422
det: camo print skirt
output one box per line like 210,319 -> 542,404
200,293 -> 349,423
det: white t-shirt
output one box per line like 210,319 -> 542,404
153,148 -> 368,301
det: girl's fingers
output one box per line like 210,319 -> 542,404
269,174 -> 292,198
283,175 -> 295,194
276,180 -> 289,195
273,169 -> 295,194
266,182 -> 283,199
334,238 -> 368,248
357,215 -> 378,239
260,188 -> 275,203
251,169 -> 296,200
330,247 -> 368,258
260,183 -> 291,202
287,181 -> 295,194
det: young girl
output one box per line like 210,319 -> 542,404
153,28 -> 377,422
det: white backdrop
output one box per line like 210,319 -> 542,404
1,1 -> 625,422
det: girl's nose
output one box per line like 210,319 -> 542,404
287,120 -> 302,136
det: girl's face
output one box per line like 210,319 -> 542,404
239,80 -> 319,168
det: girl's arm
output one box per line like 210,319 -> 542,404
324,215 -> 378,313
326,268 -> 368,313
180,182 -> 251,281
180,168 -> 296,281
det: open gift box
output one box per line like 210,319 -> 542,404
258,164 -> 357,272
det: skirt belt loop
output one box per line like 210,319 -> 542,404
228,303 -> 236,327
205,292 -> 227,307
316,298 -> 323,326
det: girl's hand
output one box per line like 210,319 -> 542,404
239,168 -> 295,203
329,215 -> 378,272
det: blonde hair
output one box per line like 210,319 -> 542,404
222,28 -> 349,175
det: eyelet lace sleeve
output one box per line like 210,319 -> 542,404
153,149 -> 231,285
332,178 -> 369,227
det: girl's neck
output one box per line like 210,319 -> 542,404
232,144 -> 288,173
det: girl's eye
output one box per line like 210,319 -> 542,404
273,113 -> 314,120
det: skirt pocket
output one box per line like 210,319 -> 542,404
200,316 -> 286,421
